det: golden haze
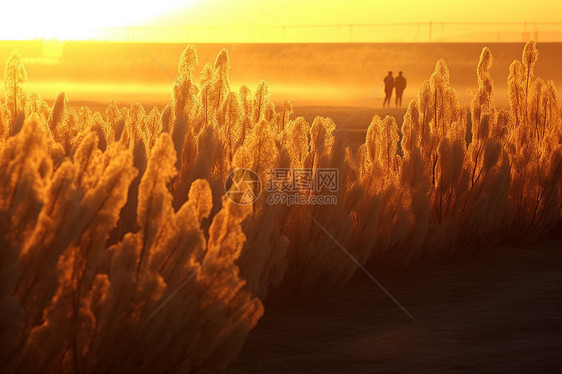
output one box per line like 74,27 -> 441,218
1,0 -> 561,42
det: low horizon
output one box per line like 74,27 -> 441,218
2,24 -> 561,43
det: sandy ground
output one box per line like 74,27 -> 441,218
227,240 -> 562,373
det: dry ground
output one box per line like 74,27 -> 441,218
228,239 -> 562,373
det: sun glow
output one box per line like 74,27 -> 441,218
1,0 -> 560,42
0,0 -> 199,40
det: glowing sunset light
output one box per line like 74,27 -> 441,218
1,0 -> 561,42
0,0 -> 199,40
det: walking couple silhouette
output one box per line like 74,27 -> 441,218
383,71 -> 407,108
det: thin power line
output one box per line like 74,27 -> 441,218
311,216 -> 417,323
100,21 -> 562,31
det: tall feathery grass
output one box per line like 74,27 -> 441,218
0,41 -> 561,373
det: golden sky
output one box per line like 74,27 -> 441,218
0,0 -> 560,42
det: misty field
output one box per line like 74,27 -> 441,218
0,41 -> 561,373
3,41 -> 562,107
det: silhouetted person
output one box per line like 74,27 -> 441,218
383,71 -> 394,107
395,71 -> 407,107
